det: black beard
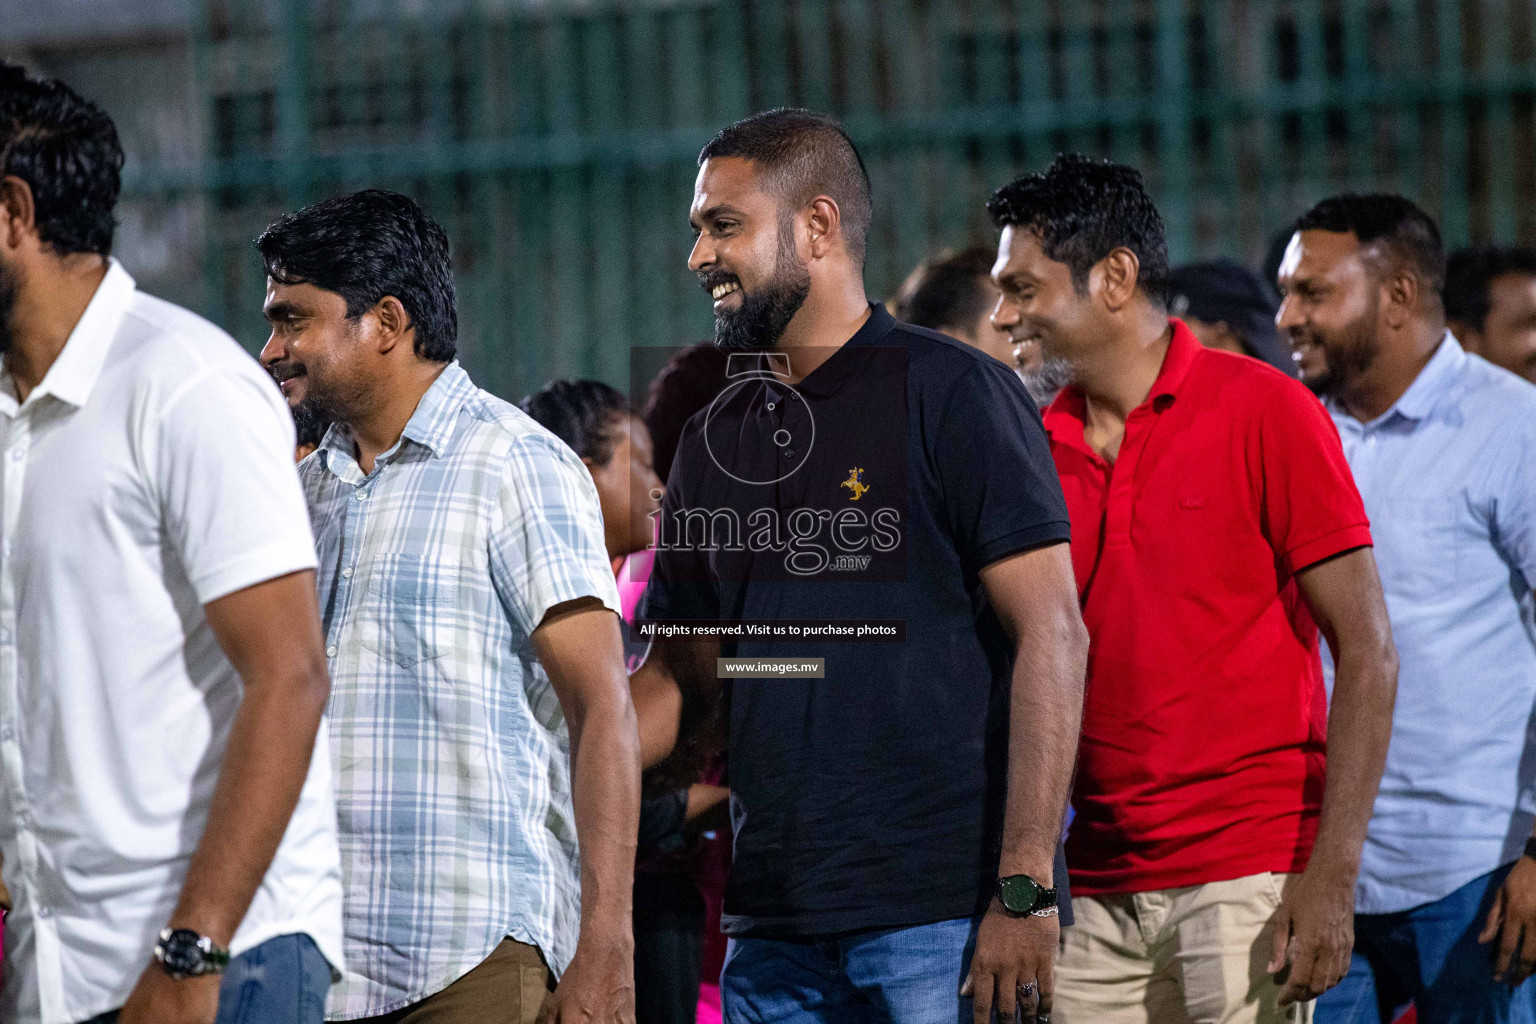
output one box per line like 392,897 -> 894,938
1300,307 -> 1381,398
712,226 -> 811,352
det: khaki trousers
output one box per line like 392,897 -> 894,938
1054,872 -> 1314,1024
350,938 -> 555,1024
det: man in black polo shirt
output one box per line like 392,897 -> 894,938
630,109 -> 1088,1024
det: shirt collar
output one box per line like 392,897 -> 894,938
0,258 -> 135,415
790,302 -> 897,399
399,360 -> 475,455
1384,331 -> 1464,422
316,360 -> 473,473
1043,317 -> 1201,442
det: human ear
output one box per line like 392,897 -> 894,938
0,176 -> 37,252
1096,247 -> 1143,312
371,295 -> 412,355
806,196 -> 842,260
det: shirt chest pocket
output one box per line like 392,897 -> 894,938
360,553 -> 469,668
1373,496 -> 1465,599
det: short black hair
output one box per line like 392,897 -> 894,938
1444,247 -> 1536,332
987,153 -> 1170,305
0,62 -> 123,256
257,189 -> 458,362
1293,194 -> 1446,297
520,379 -> 633,465
699,108 -> 873,263
890,246 -> 996,334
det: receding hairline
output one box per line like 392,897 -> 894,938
1293,225 -> 1433,284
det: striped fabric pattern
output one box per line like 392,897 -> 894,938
299,361 -> 620,1019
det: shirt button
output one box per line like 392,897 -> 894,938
0,629 -> 11,644
341,567 -> 354,579
784,449 -> 797,459
8,450 -> 22,462
0,725 -> 12,741
326,645 -> 338,658
36,906 -> 49,918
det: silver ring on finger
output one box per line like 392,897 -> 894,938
1017,980 -> 1038,998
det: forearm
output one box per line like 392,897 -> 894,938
630,656 -> 683,769
685,783 -> 730,824
1312,640 -> 1397,872
632,639 -> 720,770
170,660 -> 328,945
999,615 -> 1088,883
568,690 -> 641,940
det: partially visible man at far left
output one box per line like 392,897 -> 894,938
0,61 -> 345,1024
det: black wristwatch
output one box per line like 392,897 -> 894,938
154,928 -> 231,979
997,874 -> 1059,917
1524,837 -> 1536,862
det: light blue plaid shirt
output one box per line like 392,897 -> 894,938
299,362 -> 621,1019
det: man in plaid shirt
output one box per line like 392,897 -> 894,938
257,190 -> 640,1024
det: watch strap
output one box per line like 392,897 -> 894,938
1523,837 -> 1536,862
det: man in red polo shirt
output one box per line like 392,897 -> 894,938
987,155 -> 1400,1023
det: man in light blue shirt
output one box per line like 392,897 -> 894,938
1279,193 -> 1536,1023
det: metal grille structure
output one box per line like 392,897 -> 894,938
123,0 -> 1536,399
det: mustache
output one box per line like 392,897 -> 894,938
1283,323 -> 1320,345
267,360 -> 305,384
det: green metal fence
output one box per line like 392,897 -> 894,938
124,0 -> 1536,400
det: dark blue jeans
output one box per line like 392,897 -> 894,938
720,916 -> 980,1024
1315,863 -> 1536,1024
81,933 -> 331,1024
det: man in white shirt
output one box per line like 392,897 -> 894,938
0,62 -> 344,1024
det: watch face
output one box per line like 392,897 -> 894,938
999,875 -> 1043,913
159,929 -> 205,975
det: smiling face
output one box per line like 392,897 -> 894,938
259,279 -> 376,426
687,156 -> 812,351
1275,230 -> 1385,397
989,225 -> 1102,373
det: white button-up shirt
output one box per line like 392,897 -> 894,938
0,260 -> 345,1023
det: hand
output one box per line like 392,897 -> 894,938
1266,861 -> 1355,1006
117,964 -> 220,1024
961,904 -> 1058,1024
539,931 -> 635,1024
1479,855 -> 1536,983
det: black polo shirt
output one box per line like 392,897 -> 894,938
642,303 -> 1070,937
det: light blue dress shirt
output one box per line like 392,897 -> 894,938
1324,334 -> 1536,915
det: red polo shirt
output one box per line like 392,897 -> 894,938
1047,320 -> 1372,895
